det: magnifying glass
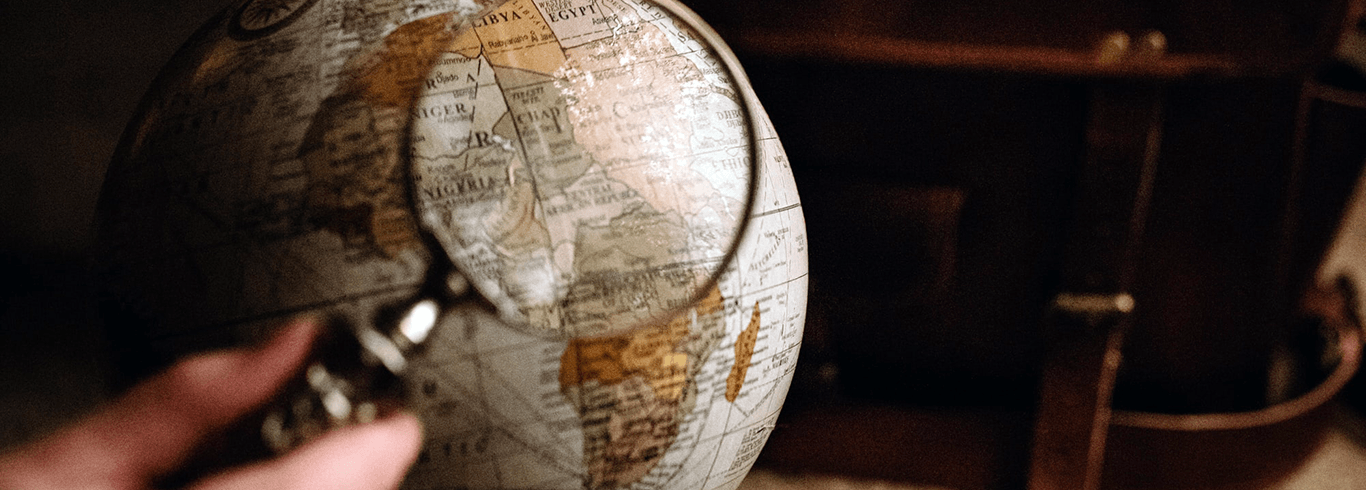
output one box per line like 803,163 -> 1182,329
259,0 -> 761,452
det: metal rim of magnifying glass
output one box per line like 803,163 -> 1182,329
399,0 -> 765,331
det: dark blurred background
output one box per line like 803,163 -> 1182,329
679,0 -> 1366,487
4,0 -> 1366,488
0,0 -> 234,448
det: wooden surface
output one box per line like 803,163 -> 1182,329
729,30 -> 1246,79
685,0 -> 1356,79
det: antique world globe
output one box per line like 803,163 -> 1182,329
94,0 -> 808,489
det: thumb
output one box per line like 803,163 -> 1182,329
188,411 -> 423,490
0,318 -> 317,490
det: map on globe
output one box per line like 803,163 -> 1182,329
407,0 -> 757,336
95,0 -> 808,489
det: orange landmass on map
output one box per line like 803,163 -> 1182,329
300,14 -> 460,258
726,302 -> 761,402
347,15 -> 461,108
560,287 -> 726,489
560,287 -> 725,400
457,0 -> 565,75
562,313 -> 680,401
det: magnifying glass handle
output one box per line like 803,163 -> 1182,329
260,297 -> 442,452
151,297 -> 445,487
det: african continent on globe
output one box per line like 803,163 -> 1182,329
95,0 -> 808,489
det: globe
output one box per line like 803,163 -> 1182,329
94,0 -> 808,489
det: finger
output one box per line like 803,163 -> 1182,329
189,412 -> 423,490
0,318 -> 317,490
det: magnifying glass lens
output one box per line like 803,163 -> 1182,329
410,0 -> 757,337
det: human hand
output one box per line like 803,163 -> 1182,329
0,318 -> 423,490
